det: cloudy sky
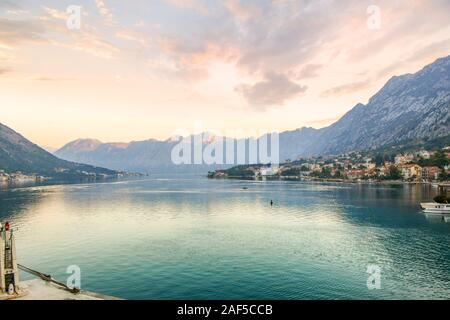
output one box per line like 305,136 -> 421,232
1,0 -> 450,148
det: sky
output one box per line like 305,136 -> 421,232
1,0 -> 450,149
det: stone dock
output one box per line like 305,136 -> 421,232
7,279 -> 121,300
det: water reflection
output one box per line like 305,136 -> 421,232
0,178 -> 448,299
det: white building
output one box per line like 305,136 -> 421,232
259,166 -> 280,176
394,154 -> 415,165
363,163 -> 376,170
417,150 -> 431,159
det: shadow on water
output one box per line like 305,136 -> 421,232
0,187 -> 45,221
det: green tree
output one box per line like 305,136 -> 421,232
375,154 -> 384,166
434,194 -> 449,203
384,153 -> 394,163
388,165 -> 402,180
313,167 -> 332,178
418,150 -> 449,168
439,169 -> 448,181
433,150 -> 449,168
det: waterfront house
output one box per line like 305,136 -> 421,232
347,169 -> 367,180
378,166 -> 389,177
259,166 -> 280,177
422,166 -> 441,181
308,163 -> 321,172
0,172 -> 9,182
363,162 -> 376,170
9,172 -> 36,181
367,168 -> 378,177
398,164 -> 422,181
395,154 -> 415,165
383,161 -> 394,167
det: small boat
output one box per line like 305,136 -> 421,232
420,202 -> 450,214
420,202 -> 438,209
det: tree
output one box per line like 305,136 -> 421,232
300,165 -> 309,172
434,194 -> 449,203
379,153 -> 394,163
418,150 -> 449,168
388,165 -> 402,180
280,168 -> 301,177
439,169 -> 448,181
375,154 -> 384,166
320,167 -> 332,178
311,167 -> 332,179
433,150 -> 449,168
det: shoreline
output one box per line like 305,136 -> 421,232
0,173 -> 444,192
0,176 -> 146,191
209,175 -> 444,186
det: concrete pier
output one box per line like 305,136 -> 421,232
15,279 -> 121,300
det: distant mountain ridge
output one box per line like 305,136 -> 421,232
56,55 -> 450,173
0,122 -> 117,179
56,135 -> 227,174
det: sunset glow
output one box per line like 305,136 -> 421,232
1,0 -> 450,148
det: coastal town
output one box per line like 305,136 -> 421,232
0,170 -> 47,183
0,169 -> 140,185
209,146 -> 450,183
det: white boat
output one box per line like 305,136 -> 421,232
420,202 -> 438,209
420,202 -> 450,214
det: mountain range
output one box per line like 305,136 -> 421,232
54,55 -> 449,173
278,55 -> 450,159
0,122 -> 117,179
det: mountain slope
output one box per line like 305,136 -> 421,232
56,136 -> 226,173
0,122 -> 117,179
56,55 -> 450,172
314,56 -> 450,155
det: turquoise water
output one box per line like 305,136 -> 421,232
0,177 -> 449,300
